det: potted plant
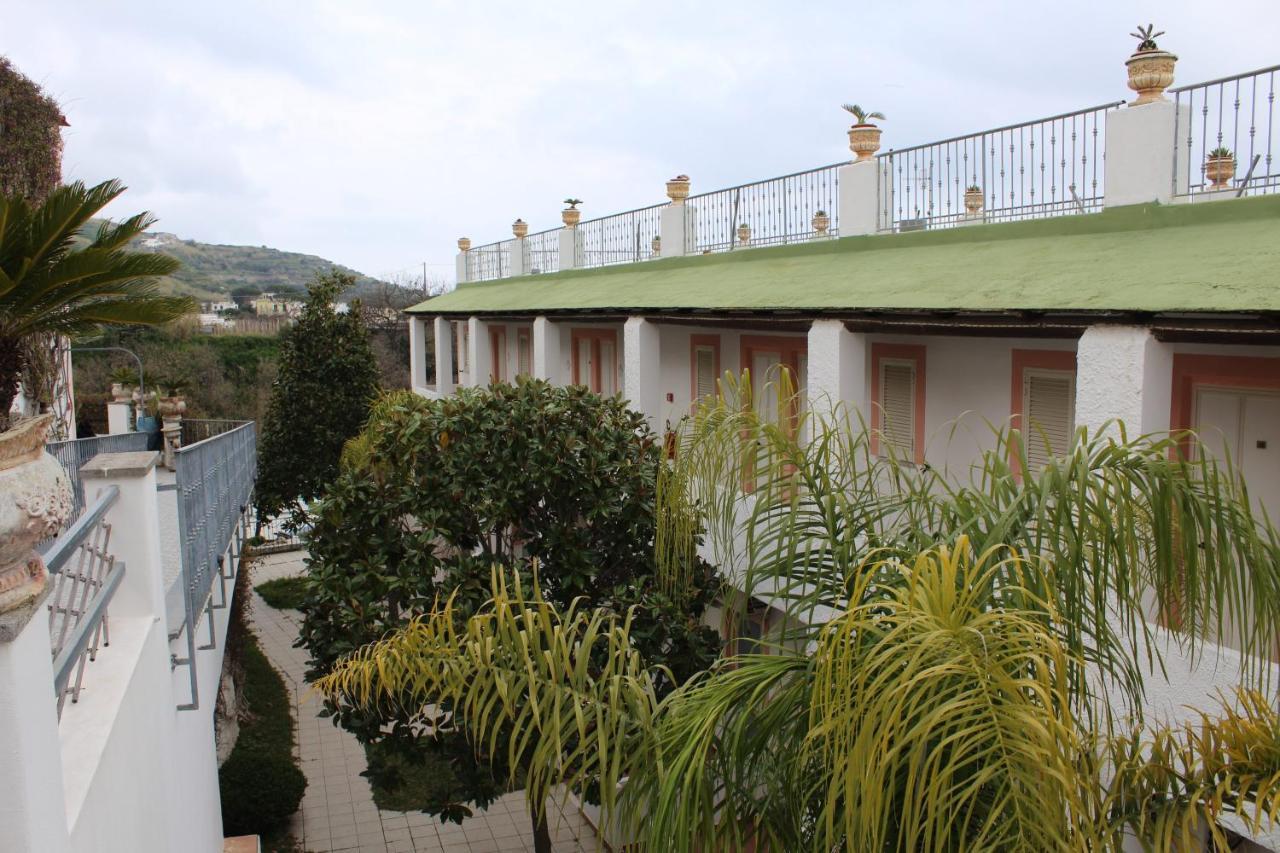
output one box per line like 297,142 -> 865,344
562,198 -> 583,228
512,218 -> 529,239
109,365 -> 137,402
812,210 -> 831,236
651,235 -> 661,257
1204,147 -> 1236,189
843,104 -> 886,162
156,376 -> 190,419
964,185 -> 984,215
737,222 -> 751,246
1125,24 -> 1177,105
457,237 -> 471,252
666,175 -> 691,204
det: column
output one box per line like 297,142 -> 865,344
107,401 -> 133,434
558,228 -> 584,270
623,317 -> 661,430
456,251 -> 468,284
532,316 -> 562,384
467,316 -> 492,387
1104,101 -> 1191,207
837,160 -> 880,237
806,320 -> 869,423
659,205 -> 695,257
1074,325 -> 1173,440
408,315 -> 429,391
433,316 -> 454,396
509,239 -> 528,278
79,451 -> 167,619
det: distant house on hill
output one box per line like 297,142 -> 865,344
250,293 -> 303,317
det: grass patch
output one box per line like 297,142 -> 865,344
256,576 -> 309,610
219,633 -> 307,838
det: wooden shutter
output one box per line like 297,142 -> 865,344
694,346 -> 716,400
517,331 -> 531,377
1022,370 -> 1075,470
880,361 -> 916,459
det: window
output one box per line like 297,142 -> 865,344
871,343 -> 926,463
690,334 -> 721,408
570,329 -> 619,395
1010,349 -> 1077,476
516,329 -> 531,378
489,325 -> 507,383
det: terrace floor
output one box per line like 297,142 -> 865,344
251,550 -> 599,853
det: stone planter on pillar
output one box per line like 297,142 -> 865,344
1125,25 -> 1177,106
509,220 -> 529,277
158,396 -> 186,470
0,415 -> 73,625
456,237 -> 471,284
659,175 -> 695,257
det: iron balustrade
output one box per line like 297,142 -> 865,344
523,228 -> 560,275
43,485 -> 123,719
876,102 -> 1121,232
180,418 -> 244,447
172,420 -> 256,710
1172,64 -> 1279,198
684,164 -> 841,254
579,204 -> 664,267
45,431 -> 154,526
466,239 -> 514,281
251,508 -> 308,555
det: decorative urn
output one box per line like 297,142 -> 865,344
1125,25 -> 1177,106
157,394 -> 187,419
848,124 -> 882,162
1204,151 -> 1236,189
736,223 -> 751,246
651,235 -> 661,257
561,207 -> 581,228
458,237 -> 471,252
666,175 -> 691,205
0,415 -> 73,616
512,219 -> 529,239
811,210 -> 830,236
964,186 -> 984,216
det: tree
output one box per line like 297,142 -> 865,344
299,382 -> 719,848
0,180 -> 191,429
0,56 -> 66,204
253,271 -> 378,520
317,378 -> 1280,852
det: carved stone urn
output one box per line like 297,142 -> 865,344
512,219 -> 529,239
157,395 -> 187,419
1126,49 -> 1177,105
736,223 -> 751,246
964,187 -> 984,216
110,381 -> 133,403
457,237 -> 471,252
561,207 -> 581,228
0,415 -> 72,618
651,235 -> 661,257
1204,153 -> 1236,189
847,124 -> 882,162
811,210 -> 830,236
666,175 -> 691,205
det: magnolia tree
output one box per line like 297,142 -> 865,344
298,382 -> 719,850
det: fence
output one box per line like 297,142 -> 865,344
45,431 -> 155,526
876,102 -> 1121,232
685,164 -> 842,253
466,239 -> 514,281
579,204 -> 665,267
523,228 -> 560,275
180,418 -> 244,446
251,510 -> 308,554
171,420 -> 256,709
42,485 -> 124,719
1172,64 -> 1279,198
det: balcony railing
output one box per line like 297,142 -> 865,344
523,228 -> 560,275
466,238 -> 515,282
1172,64 -> 1279,198
579,203 -> 664,267
685,163 -> 841,253
180,418 -> 244,447
43,485 -> 124,719
876,101 -> 1121,232
46,431 -> 155,526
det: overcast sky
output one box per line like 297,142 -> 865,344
3,1 -> 1278,282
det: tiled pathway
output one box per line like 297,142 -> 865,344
251,550 -> 598,852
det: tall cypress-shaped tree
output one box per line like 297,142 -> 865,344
255,271 -> 378,520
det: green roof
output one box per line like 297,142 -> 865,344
411,196 -> 1280,316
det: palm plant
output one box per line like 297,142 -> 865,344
0,179 -> 190,428
841,103 -> 886,125
318,374 -> 1280,851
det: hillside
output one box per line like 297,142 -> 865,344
129,230 -> 385,301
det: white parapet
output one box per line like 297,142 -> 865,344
455,251 -> 468,284
1075,324 -> 1172,440
509,238 -> 528,278
467,316 -> 492,387
623,317 -> 661,430
837,159 -> 880,237
532,316 -> 562,384
659,204 -> 694,256
106,402 -> 133,435
1104,101 -> 1191,207
558,228 -> 584,270
433,316 -> 454,396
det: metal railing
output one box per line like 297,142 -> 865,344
579,203 -> 664,267
251,510 -> 308,555
523,228 -> 560,275
43,485 -> 123,719
685,164 -> 841,253
45,431 -> 154,526
172,420 -> 256,710
1172,64 -> 1279,198
876,101 -> 1121,232
466,239 -> 514,282
180,418 -> 243,447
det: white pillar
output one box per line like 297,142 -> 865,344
806,320 -> 869,422
837,160 -> 880,237
509,239 -> 528,278
532,316 -> 562,384
558,228 -> 584,270
0,603 -> 72,853
660,204 -> 694,257
456,251 -> 468,284
107,401 -> 133,434
623,317 -> 661,430
1104,101 -> 1191,207
433,316 -> 454,396
408,316 -> 429,392
78,451 -> 166,620
1075,325 -> 1173,440
468,317 -> 492,387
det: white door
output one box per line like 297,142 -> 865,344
751,352 -> 781,424
1196,389 -> 1280,520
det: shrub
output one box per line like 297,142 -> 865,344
255,576 -> 308,611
